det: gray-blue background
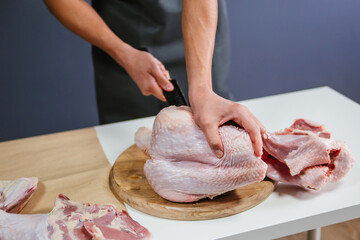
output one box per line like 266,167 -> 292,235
1,0 -> 359,141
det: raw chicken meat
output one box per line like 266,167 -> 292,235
263,119 -> 355,189
135,106 -> 268,202
135,106 -> 355,201
0,177 -> 38,213
0,194 -> 151,240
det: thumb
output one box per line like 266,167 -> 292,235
201,123 -> 224,158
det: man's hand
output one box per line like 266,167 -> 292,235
120,49 -> 173,102
182,0 -> 265,158
43,0 -> 173,101
190,87 -> 266,158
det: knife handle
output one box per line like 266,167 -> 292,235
163,79 -> 188,107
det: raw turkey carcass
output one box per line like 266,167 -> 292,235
262,119 -> 355,190
135,106 -> 355,202
0,177 -> 38,213
0,194 -> 151,240
135,106 -> 268,203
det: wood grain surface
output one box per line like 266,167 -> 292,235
110,144 -> 276,220
0,128 -> 125,213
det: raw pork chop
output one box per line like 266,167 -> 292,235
0,194 -> 151,240
0,177 -> 38,213
135,106 -> 268,202
262,119 -> 355,189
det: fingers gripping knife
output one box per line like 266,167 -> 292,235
163,79 -> 188,107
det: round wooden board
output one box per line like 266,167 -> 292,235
110,145 -> 276,221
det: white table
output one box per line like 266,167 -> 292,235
95,86 -> 360,240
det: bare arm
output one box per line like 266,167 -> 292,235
43,0 -> 173,100
182,0 -> 217,91
182,0 -> 265,158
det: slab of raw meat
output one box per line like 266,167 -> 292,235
263,119 -> 355,189
0,177 -> 38,213
48,194 -> 151,240
0,210 -> 49,240
278,118 -> 331,138
135,106 -> 268,203
0,194 -> 151,240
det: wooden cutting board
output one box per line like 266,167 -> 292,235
0,128 -> 126,213
110,145 -> 276,220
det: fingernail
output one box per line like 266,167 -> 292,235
255,150 -> 263,158
165,83 -> 173,91
264,132 -> 269,139
215,149 -> 223,158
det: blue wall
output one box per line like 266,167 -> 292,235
227,0 -> 360,101
1,0 -> 359,141
0,0 -> 97,141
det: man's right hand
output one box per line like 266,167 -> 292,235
119,48 -> 173,102
43,0 -> 173,102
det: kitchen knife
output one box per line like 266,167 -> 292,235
163,79 -> 188,106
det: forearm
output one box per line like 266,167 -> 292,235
182,0 -> 218,99
43,0 -> 132,66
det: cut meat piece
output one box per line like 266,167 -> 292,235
264,133 -> 340,176
0,177 -> 38,213
136,106 -> 268,202
328,143 -> 354,183
48,194 -> 151,240
0,194 -> 151,240
263,119 -> 355,190
279,118 -> 331,138
83,210 -> 149,240
263,153 -> 330,190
